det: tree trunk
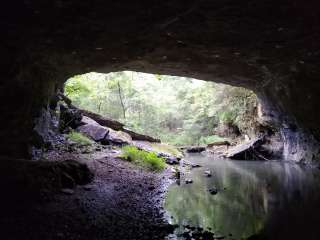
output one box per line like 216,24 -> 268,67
117,81 -> 126,119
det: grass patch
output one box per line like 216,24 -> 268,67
67,131 -> 93,146
121,146 -> 165,171
150,143 -> 183,158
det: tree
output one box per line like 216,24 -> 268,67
64,71 -> 258,145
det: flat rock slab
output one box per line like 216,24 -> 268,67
105,128 -> 132,145
77,121 -> 109,142
225,137 -> 264,160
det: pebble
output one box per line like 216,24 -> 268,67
204,170 -> 212,177
185,179 -> 193,184
208,188 -> 218,195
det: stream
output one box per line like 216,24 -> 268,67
164,153 -> 320,239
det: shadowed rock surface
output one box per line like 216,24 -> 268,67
2,0 -> 320,163
1,2 -> 320,239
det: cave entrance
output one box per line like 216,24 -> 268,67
64,71 -> 258,147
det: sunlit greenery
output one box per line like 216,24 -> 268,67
198,135 -> 228,145
67,131 -> 93,146
121,146 -> 165,171
65,71 -> 257,145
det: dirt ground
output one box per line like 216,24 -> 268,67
0,148 -> 175,240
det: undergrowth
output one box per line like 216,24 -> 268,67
121,146 -> 165,171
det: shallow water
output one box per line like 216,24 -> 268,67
164,153 -> 320,239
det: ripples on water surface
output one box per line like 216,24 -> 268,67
165,153 -> 320,239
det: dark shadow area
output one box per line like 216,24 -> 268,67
1,0 -> 320,239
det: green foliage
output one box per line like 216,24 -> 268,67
67,131 -> 93,146
199,135 -> 228,145
218,111 -> 236,124
64,76 -> 91,101
121,146 -> 165,171
65,71 -> 258,145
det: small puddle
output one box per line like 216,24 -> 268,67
164,153 -> 320,239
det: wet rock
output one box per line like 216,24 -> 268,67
174,169 -> 181,179
184,160 -> 202,168
180,225 -> 215,240
204,170 -> 212,177
185,179 -> 193,184
202,230 -> 214,240
186,146 -> 206,153
165,156 -> 179,165
208,187 -> 218,195
191,163 -> 201,168
157,152 -> 170,158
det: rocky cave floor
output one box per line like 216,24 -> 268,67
0,145 -> 176,240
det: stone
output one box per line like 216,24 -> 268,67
186,146 -> 206,153
208,188 -> 218,195
80,116 -> 100,126
104,128 -> 132,145
185,179 -> 193,184
165,156 -> 179,165
191,163 -> 202,168
77,117 -> 109,142
204,170 -> 212,177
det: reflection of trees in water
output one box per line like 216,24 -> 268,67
165,157 -> 319,238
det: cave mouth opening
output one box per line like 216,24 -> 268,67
63,71 -> 259,146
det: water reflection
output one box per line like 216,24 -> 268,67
165,153 -> 320,239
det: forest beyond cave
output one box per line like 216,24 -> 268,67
64,71 -> 258,146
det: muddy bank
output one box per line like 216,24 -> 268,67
0,149 -> 175,240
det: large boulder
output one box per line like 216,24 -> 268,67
77,116 -> 109,142
224,137 -> 266,160
104,129 -> 132,145
77,116 -> 132,145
